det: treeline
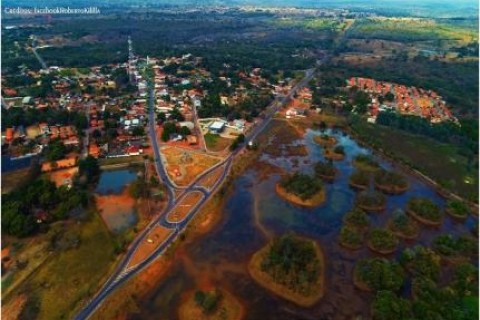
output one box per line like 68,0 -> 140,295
375,112 -> 478,156
199,92 -> 273,120
2,107 -> 88,132
2,178 -> 87,237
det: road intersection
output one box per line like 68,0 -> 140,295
75,66 -> 317,320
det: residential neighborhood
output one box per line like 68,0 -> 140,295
347,77 -> 458,124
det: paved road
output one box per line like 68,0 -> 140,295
74,66 -> 318,320
31,46 -> 48,70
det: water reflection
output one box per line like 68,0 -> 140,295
133,129 -> 474,319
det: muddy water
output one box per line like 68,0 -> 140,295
95,169 -> 139,233
131,129 -> 475,320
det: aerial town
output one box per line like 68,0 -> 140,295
347,77 -> 457,124
1,1 -> 478,320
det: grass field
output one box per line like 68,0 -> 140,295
351,121 -> 478,200
1,168 -> 31,194
98,155 -> 145,167
2,211 -> 117,320
204,133 -> 232,152
274,18 -> 348,31
347,18 -> 478,44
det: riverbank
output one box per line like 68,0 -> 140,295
275,183 -> 326,207
248,238 -> 325,307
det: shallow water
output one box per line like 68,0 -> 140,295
95,169 -> 139,233
95,169 -> 138,195
131,129 -> 475,320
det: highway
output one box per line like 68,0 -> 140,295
74,66 -> 317,320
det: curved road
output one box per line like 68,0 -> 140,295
75,66 -> 318,320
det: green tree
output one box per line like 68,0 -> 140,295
78,155 -> 100,183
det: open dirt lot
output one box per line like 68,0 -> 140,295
162,146 -> 222,186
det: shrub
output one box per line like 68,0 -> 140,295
280,172 -> 323,200
356,191 -> 387,209
349,170 -> 370,188
367,229 -> 398,253
314,160 -> 336,178
446,200 -> 470,218
407,197 -> 442,223
343,208 -> 370,229
400,246 -> 441,281
339,226 -> 363,249
354,258 -> 405,292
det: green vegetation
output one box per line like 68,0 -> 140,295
400,246 -> 441,281
229,134 -> 246,151
350,119 -> 478,200
204,133 -> 220,149
338,226 -> 363,250
374,169 -> 408,194
279,172 -> 323,201
349,170 -> 370,189
314,160 -> 337,180
274,18 -> 348,31
161,122 -> 177,142
376,112 -> 477,157
342,208 -> 370,229
2,178 -> 87,237
333,145 -> 345,155
372,290 -> 412,320
406,197 -> 443,225
432,234 -> 478,259
355,191 -> 387,211
352,154 -> 381,171
2,107 -> 88,132
388,209 -> 419,239
367,229 -> 399,254
445,200 -> 470,219
45,139 -> 68,162
194,289 -> 223,315
259,234 -> 321,296
354,258 -> 405,292
78,156 -> 100,184
347,18 -> 477,43
15,210 -> 116,319
411,276 -> 478,320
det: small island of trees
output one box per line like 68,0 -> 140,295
445,200 -> 470,220
323,145 -> 345,161
178,288 -> 244,320
343,208 -> 370,230
276,172 -> 326,207
387,209 -> 419,239
338,226 -> 364,250
374,169 -> 409,194
406,197 -> 443,226
314,160 -> 337,181
354,258 -> 405,292
367,229 -> 399,254
352,154 -> 381,171
349,170 -> 370,190
248,234 -> 324,306
432,234 -> 478,263
355,191 -> 387,212
313,134 -> 337,147
400,246 -> 441,281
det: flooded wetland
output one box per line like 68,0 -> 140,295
130,124 -> 477,320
